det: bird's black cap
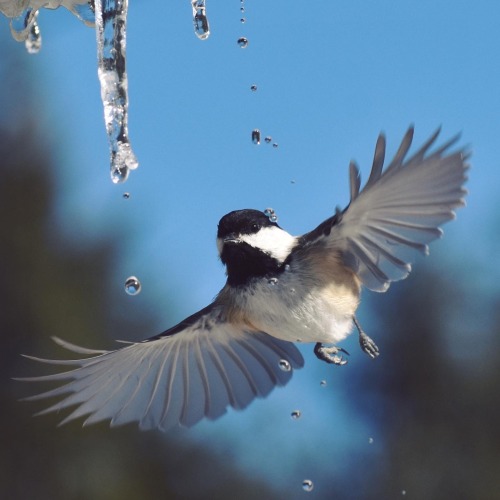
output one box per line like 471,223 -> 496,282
217,209 -> 279,239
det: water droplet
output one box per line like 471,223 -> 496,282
268,277 -> 278,286
320,380 -> 327,387
265,136 -> 272,144
368,437 -> 374,444
284,264 -> 291,272
192,0 -> 210,40
291,410 -> 301,419
123,192 -> 130,199
302,479 -> 314,492
273,143 -> 279,148
279,359 -> 291,372
237,37 -> 249,48
250,84 -> 257,92
264,208 -> 278,223
124,276 -> 141,295
290,179 -> 296,184
402,491 -> 407,496
240,18 -> 246,23
111,165 -> 130,184
251,129 -> 261,145
240,7 -> 245,12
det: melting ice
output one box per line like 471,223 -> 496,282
2,1 -> 212,183
191,0 -> 210,40
1,0 -> 138,183
95,0 -> 138,183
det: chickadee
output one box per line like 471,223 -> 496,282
20,126 -> 468,431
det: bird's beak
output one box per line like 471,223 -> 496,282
216,234 -> 240,259
223,233 -> 240,244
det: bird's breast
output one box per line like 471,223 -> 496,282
219,258 -> 361,344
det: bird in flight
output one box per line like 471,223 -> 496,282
19,126 -> 468,431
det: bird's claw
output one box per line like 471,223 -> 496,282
359,331 -> 380,359
314,343 -> 350,366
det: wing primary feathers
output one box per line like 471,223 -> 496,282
358,234 -> 411,271
204,340 -> 238,408
391,126 -> 414,164
370,225 -> 429,254
402,126 -> 441,166
237,338 -> 278,386
51,336 -> 109,355
423,133 -> 461,162
158,341 -> 181,429
179,344 -> 191,426
220,343 -> 259,397
253,333 -> 305,368
141,342 -> 175,419
365,133 -> 386,189
349,161 -> 361,201
193,336 -> 211,417
346,237 -> 390,283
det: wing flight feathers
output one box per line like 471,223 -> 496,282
308,127 -> 468,291
18,305 -> 304,431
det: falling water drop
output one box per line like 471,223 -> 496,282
237,37 -> 249,48
291,410 -> 301,420
263,208 -> 279,223
125,276 -> 141,295
191,0 -> 210,40
402,491 -> 407,496
94,0 -> 138,183
368,437 -> 374,444
268,277 -> 278,286
123,192 -> 131,199
273,143 -> 279,148
279,359 -> 291,372
302,480 -> 314,492
251,129 -> 261,145
111,166 -> 130,184
264,136 -> 272,144
250,84 -> 257,91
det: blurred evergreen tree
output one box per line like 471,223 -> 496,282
352,270 -> 500,499
0,40 -> 284,500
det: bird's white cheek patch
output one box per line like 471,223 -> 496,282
240,226 -> 296,263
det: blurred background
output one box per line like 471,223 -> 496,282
1,1 -> 499,498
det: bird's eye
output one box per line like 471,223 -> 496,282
252,223 -> 259,231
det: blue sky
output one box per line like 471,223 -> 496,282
2,0 -> 500,495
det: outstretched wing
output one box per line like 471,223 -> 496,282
18,304 -> 304,431
301,127 -> 469,292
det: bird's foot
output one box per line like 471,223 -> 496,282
359,331 -> 380,358
353,316 -> 380,359
314,343 -> 349,366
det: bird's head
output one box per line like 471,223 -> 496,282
216,209 -> 296,285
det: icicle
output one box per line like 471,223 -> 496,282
191,0 -> 210,40
94,0 -> 138,183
